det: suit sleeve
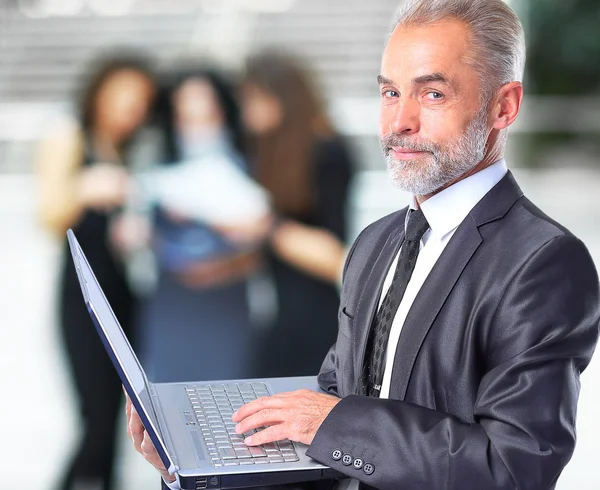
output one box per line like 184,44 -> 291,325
317,224 -> 370,397
307,235 -> 600,490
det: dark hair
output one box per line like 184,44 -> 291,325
155,66 -> 245,162
244,50 -> 333,216
77,51 -> 155,133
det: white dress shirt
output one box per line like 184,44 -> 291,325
166,160 -> 508,490
338,159 -> 507,490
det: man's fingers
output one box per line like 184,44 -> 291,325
244,424 -> 288,446
123,390 -> 177,484
232,395 -> 287,422
125,395 -> 132,439
129,405 -> 144,435
234,407 -> 286,435
141,432 -> 175,482
131,428 -> 144,453
128,405 -> 145,453
130,412 -> 144,453
141,432 -> 161,464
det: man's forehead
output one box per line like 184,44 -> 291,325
381,20 -> 472,78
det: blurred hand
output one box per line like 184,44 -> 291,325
76,163 -> 130,210
176,251 -> 262,289
162,207 -> 192,224
269,220 -> 346,284
125,392 -> 176,483
110,213 -> 152,253
231,389 -> 341,446
212,213 -> 274,247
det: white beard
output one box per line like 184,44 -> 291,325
382,107 -> 490,196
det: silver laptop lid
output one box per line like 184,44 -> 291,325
67,229 -> 178,475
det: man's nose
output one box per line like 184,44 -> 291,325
388,99 -> 420,135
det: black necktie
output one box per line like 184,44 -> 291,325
360,208 -> 430,397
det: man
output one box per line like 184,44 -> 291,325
127,0 -> 600,488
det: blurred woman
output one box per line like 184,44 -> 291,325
241,51 -> 354,377
135,67 -> 268,383
37,55 -> 155,490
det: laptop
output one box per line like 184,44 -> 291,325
67,229 -> 341,489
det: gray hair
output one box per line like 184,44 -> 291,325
393,0 -> 526,97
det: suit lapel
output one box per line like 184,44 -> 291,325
388,219 -> 482,399
352,213 -> 406,390
387,171 -> 524,399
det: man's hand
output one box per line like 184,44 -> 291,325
125,393 -> 176,484
231,389 -> 340,446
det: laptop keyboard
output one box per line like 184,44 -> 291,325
185,383 -> 300,467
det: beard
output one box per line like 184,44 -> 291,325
380,107 -> 490,196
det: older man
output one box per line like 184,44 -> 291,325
128,0 -> 600,488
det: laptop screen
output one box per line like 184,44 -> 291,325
67,230 -> 177,474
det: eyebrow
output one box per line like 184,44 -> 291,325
377,75 -> 395,86
377,72 -> 450,86
413,72 -> 449,85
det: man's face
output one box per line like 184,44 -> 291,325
379,19 -> 491,196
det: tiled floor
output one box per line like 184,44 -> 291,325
1,170 -> 599,489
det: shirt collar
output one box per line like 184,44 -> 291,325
408,159 -> 508,239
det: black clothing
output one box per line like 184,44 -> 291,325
57,144 -> 135,490
258,136 -> 353,377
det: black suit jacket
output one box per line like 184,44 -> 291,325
305,172 -> 600,489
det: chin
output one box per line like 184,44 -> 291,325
386,159 -> 444,196
388,169 -> 426,195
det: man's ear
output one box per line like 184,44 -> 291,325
491,82 -> 523,130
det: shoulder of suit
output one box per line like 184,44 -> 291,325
356,208 -> 408,243
505,195 -> 578,242
477,193 -> 596,273
341,208 -> 407,279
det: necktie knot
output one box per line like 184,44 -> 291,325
405,208 -> 430,242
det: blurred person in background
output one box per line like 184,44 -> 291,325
36,54 -> 155,490
241,51 -> 354,377
132,67 -> 269,383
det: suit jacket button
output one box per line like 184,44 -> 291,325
353,458 -> 364,470
342,454 -> 353,466
363,463 -> 375,475
331,449 -> 342,461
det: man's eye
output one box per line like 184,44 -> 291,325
382,90 -> 399,98
426,91 -> 444,100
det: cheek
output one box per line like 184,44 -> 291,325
131,99 -> 151,124
378,107 -> 393,138
245,101 -> 280,134
243,103 -> 265,133
418,110 -> 459,143
117,99 -> 145,127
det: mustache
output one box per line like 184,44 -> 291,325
381,133 -> 439,154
